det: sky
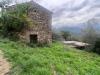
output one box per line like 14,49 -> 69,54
7,0 -> 100,27
33,0 -> 100,27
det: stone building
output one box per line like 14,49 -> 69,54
8,1 -> 52,44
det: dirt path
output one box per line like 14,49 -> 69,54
0,51 -> 10,75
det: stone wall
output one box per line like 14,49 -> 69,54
20,1 -> 52,44
7,1 -> 52,44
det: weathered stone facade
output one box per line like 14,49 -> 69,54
9,1 -> 52,44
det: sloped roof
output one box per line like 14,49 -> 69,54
28,1 -> 52,14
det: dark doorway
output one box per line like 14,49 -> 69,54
30,34 -> 38,43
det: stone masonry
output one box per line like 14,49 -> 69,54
8,1 -> 52,44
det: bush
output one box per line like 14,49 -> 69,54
61,31 -> 71,41
0,14 -> 27,40
2,15 -> 25,31
0,3 -> 30,40
52,32 -> 62,41
93,38 -> 100,54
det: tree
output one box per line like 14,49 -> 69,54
0,2 -> 31,40
93,37 -> 100,54
61,31 -> 71,41
0,0 -> 12,16
52,31 -> 63,41
81,19 -> 98,49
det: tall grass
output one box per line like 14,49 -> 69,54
0,38 -> 100,75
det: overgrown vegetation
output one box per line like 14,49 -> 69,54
93,37 -> 100,54
0,1 -> 99,75
0,14 -> 26,40
0,2 -> 36,40
61,31 -> 71,41
52,31 -> 63,41
81,19 -> 100,54
0,38 -> 100,75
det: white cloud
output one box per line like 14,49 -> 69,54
37,0 -> 70,10
34,0 -> 100,27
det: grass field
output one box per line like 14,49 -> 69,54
0,38 -> 100,75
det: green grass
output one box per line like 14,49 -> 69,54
0,39 -> 100,75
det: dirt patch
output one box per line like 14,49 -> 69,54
0,51 -> 10,75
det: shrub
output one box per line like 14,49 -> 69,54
93,38 -> 100,54
0,14 -> 27,40
0,3 -> 30,40
52,32 -> 62,42
61,31 -> 71,41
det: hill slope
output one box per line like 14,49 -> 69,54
0,39 -> 100,75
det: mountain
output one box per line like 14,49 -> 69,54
52,24 -> 100,35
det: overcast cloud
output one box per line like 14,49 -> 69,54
33,0 -> 100,27
13,0 -> 100,27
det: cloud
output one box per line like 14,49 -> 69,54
34,0 -> 100,27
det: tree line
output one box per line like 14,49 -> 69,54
53,19 -> 100,54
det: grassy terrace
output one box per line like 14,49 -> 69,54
0,39 -> 100,75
